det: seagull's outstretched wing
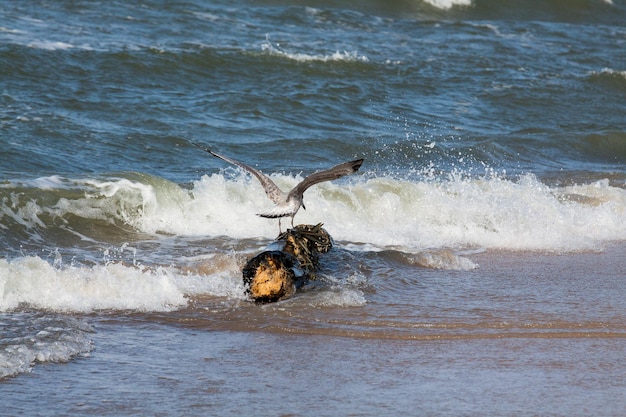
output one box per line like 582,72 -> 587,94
290,159 -> 363,197
193,143 -> 286,204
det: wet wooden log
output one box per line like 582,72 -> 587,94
242,223 -> 333,303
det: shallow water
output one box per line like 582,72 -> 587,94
3,245 -> 626,416
2,0 -> 626,415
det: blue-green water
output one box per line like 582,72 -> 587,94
2,1 -> 626,415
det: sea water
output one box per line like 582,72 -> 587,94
1,0 -> 626,415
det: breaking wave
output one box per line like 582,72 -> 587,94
2,171 -> 625,253
0,255 -> 245,313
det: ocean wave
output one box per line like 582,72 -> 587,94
352,0 -> 623,20
171,172 -> 626,251
3,171 -> 625,253
577,131 -> 626,163
0,255 -> 245,313
26,40 -> 80,51
423,0 -> 473,10
445,0 -> 622,22
260,40 -> 369,63
587,68 -> 626,92
0,314 -> 94,379
401,250 -> 479,270
594,68 -> 626,79
279,286 -> 367,308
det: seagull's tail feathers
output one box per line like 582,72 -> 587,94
257,206 -> 294,219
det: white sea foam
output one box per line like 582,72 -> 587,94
423,0 -> 473,10
404,250 -> 479,270
261,41 -> 369,63
590,68 -> 626,79
0,256 -> 245,313
163,172 -> 625,252
0,27 -> 25,34
281,287 -> 367,308
333,174 -> 626,251
4,172 -> 626,253
0,316 -> 94,379
309,288 -> 367,307
5,172 -> 622,314
27,40 -> 75,50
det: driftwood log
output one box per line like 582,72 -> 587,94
242,223 -> 333,303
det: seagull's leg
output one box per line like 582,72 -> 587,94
291,216 -> 295,228
278,218 -> 282,234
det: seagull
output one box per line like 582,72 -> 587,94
194,143 -> 363,232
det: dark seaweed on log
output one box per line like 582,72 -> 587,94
277,223 -> 333,272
